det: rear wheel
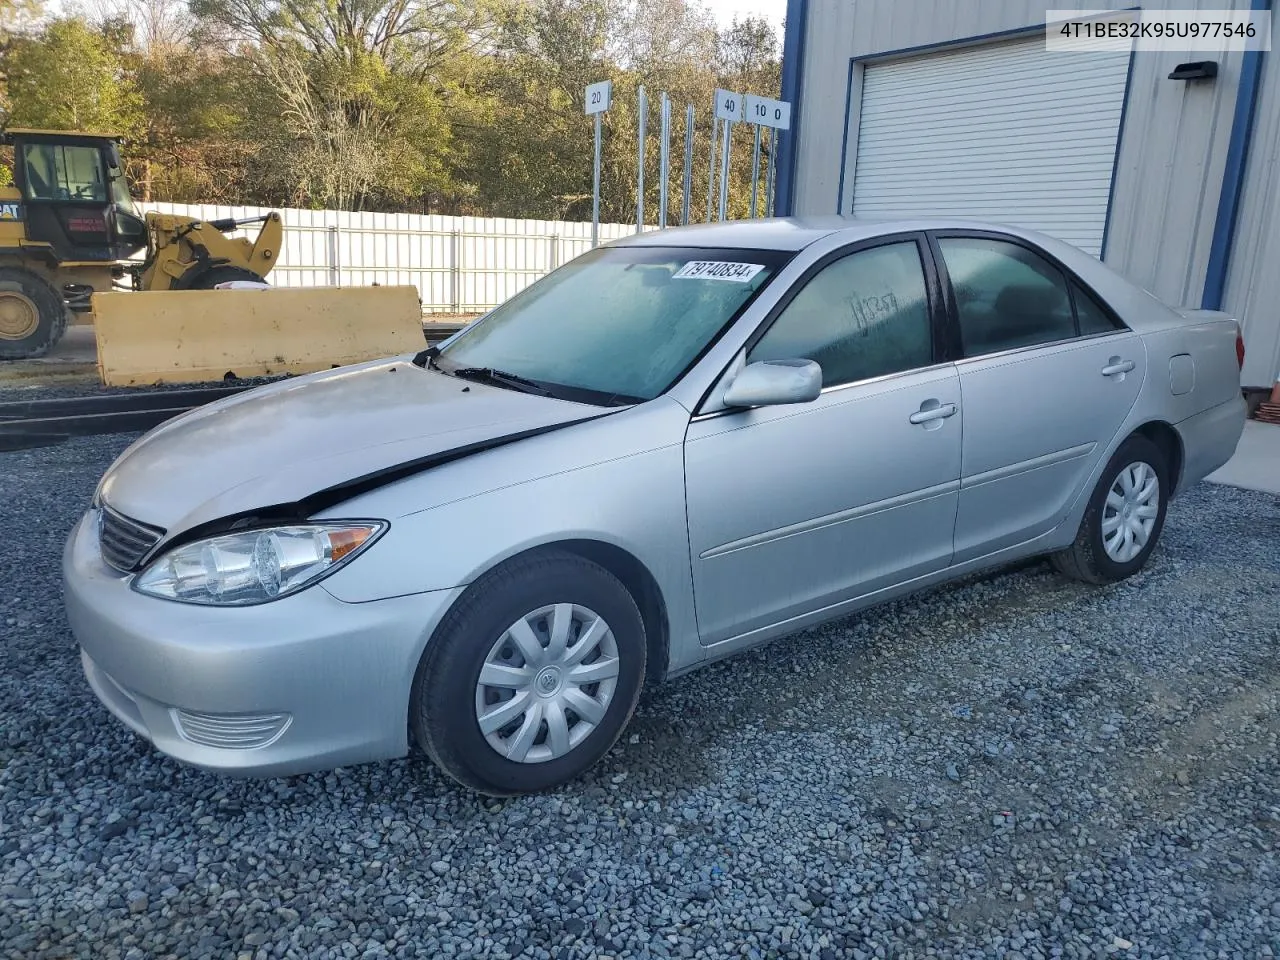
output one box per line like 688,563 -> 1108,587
182,265 -> 268,290
1051,434 -> 1169,585
411,550 -> 646,796
0,267 -> 67,360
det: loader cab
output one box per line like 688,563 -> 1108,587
5,130 -> 147,264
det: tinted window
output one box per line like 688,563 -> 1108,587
1073,281 -> 1123,335
939,237 -> 1075,356
748,241 -> 933,387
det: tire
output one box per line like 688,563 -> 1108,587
182,265 -> 268,290
411,550 -> 646,796
0,267 -> 67,360
1051,434 -> 1170,585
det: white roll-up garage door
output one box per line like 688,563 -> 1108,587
850,35 -> 1131,257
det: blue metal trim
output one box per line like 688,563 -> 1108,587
1201,0 -> 1271,310
774,0 -> 809,217
1100,47 -> 1139,261
835,59 -> 856,214
852,22 -> 1045,65
849,8 -> 1141,64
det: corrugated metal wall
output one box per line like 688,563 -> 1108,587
1100,0 -> 1252,309
849,35 -> 1130,255
795,0 -> 1275,385
795,0 -> 1133,218
1223,46 -> 1280,387
139,203 -> 640,314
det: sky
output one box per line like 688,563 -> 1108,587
702,0 -> 787,34
41,0 -> 790,34
40,0 -> 791,39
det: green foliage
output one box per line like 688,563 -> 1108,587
3,17 -> 144,135
0,0 -> 782,218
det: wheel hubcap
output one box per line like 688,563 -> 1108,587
1101,460 -> 1160,563
0,291 -> 39,340
474,603 -> 620,764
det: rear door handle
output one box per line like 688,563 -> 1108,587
1101,359 -> 1135,377
909,402 -> 958,425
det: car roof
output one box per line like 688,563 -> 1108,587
611,215 -> 1067,252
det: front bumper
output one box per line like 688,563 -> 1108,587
62,510 -> 461,777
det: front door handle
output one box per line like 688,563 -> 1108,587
909,401 -> 958,425
1101,359 -> 1136,377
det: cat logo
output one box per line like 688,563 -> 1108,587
0,202 -> 22,221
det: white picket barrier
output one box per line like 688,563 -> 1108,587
138,202 -> 651,313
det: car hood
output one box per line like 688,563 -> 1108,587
98,357 -> 606,536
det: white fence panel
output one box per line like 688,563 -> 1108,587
138,202 -> 652,313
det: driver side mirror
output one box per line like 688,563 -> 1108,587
722,358 -> 823,408
106,142 -> 122,172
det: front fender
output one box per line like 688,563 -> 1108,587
316,399 -> 703,673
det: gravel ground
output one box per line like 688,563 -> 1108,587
2,433 -> 1278,960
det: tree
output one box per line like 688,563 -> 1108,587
717,14 -> 779,90
187,0 -> 496,208
3,17 -> 144,134
0,0 -> 781,216
1,0 -> 43,135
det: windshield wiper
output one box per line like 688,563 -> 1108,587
450,366 -> 560,398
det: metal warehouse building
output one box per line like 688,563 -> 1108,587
772,0 -> 1280,389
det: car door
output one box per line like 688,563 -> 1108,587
683,236 -> 962,646
931,233 -> 1146,563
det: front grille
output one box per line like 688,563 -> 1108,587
98,505 -> 165,572
174,710 -> 291,749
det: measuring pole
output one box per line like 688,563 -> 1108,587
584,79 -> 613,247
749,125 -> 763,218
591,113 -> 602,245
714,88 -> 744,222
705,119 -> 718,222
637,85 -> 647,233
658,93 -> 671,228
717,119 -> 732,221
744,93 -> 790,220
766,128 -> 778,217
682,105 -> 694,225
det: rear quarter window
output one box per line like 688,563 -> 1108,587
1073,282 -> 1125,335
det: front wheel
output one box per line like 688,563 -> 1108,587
1052,434 -> 1169,585
0,267 -> 67,359
411,551 -> 646,795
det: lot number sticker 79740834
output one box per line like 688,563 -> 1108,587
672,261 -> 765,282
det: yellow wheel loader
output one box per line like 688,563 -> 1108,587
1,129 -> 426,384
0,128 -> 284,359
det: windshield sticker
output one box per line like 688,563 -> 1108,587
672,261 -> 765,283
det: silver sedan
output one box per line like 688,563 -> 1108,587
63,217 -> 1247,795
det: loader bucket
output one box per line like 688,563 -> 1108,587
90,286 -> 426,386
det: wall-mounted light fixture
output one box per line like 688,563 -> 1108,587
1169,61 -> 1219,81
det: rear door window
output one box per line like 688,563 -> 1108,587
937,236 -> 1076,357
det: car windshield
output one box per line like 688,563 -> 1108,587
436,245 -> 791,404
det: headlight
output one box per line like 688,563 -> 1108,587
133,522 -> 386,606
